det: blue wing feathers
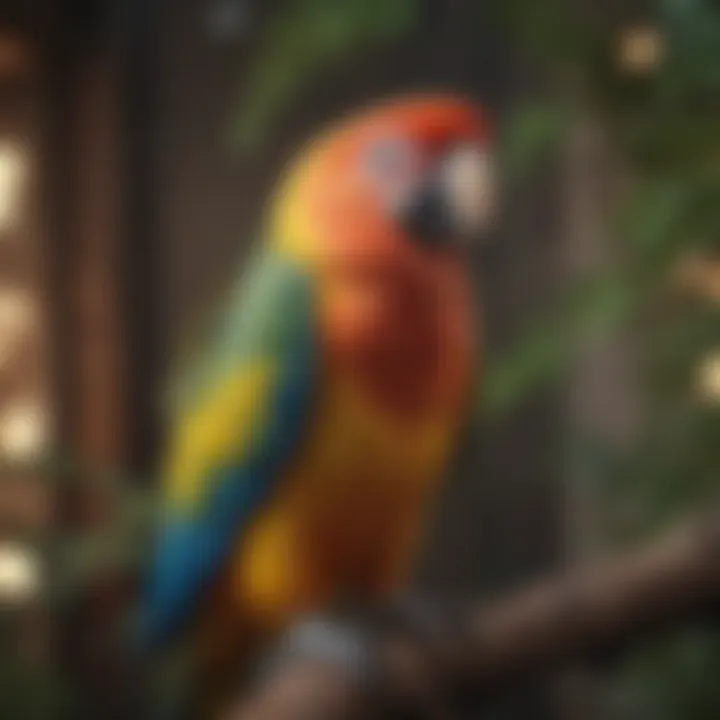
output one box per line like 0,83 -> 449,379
142,255 -> 316,648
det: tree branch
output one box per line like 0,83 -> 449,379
227,513 -> 720,719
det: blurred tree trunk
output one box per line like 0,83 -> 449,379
558,94 -> 642,720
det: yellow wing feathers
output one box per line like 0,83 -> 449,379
166,361 -> 277,511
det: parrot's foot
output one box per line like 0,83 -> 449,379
260,612 -> 375,680
251,608 -> 455,719
373,595 -> 478,705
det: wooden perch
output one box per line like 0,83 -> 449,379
227,513 -> 720,719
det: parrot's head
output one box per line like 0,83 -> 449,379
271,94 -> 494,266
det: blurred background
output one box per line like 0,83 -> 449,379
0,0 -> 718,717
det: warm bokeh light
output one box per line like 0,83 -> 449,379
0,542 -> 41,603
617,26 -> 665,74
674,254 -> 720,304
0,404 -> 47,461
697,353 -> 720,403
0,287 -> 35,333
0,289 -> 35,371
0,140 -> 28,233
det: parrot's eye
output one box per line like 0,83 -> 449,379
363,138 -> 420,187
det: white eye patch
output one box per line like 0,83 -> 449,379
441,145 -> 496,239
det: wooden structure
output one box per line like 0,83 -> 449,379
0,2 -> 160,715
231,512 -> 720,719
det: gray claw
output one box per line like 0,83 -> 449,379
256,613 -> 379,688
282,614 -> 376,674
254,610 -> 451,719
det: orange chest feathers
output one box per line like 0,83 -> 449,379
320,256 -> 476,420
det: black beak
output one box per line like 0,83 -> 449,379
398,173 -> 452,247
397,145 -> 494,249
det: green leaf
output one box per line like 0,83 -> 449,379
499,101 -> 574,180
229,0 -> 421,151
482,266 -> 645,418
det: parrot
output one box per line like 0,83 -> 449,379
142,94 -> 494,716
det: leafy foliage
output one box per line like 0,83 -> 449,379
229,0 -> 421,149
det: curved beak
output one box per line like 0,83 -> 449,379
398,145 -> 496,247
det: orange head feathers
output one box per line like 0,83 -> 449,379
270,94 -> 493,268
271,95 -> 490,417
